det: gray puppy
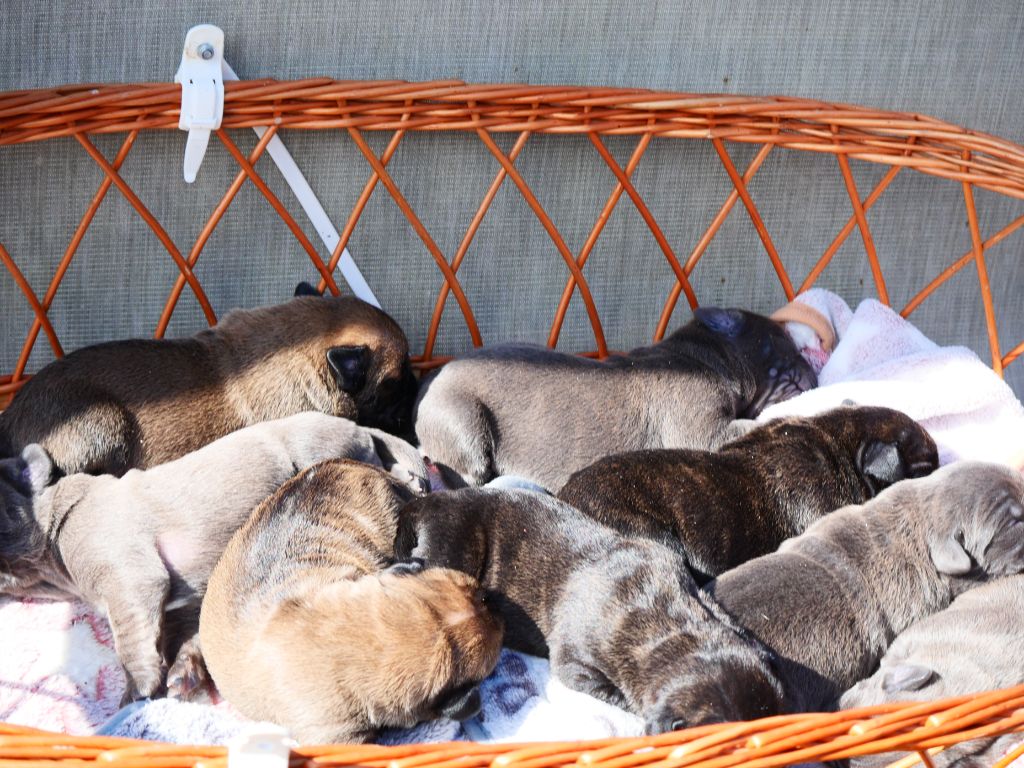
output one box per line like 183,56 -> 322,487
558,405 -> 938,582
708,461 -> 1024,714
415,308 -> 816,489
395,488 -> 785,733
0,287 -> 418,477
0,411 -> 428,703
839,574 -> 1024,768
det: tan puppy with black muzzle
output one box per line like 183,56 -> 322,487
0,284 -> 419,477
200,459 -> 504,744
0,412 -> 429,704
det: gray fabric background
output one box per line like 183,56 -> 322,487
2,0 -> 1023,393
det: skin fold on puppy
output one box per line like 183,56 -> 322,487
558,405 -> 938,583
838,574 -> 1024,768
414,307 -> 817,490
0,412 -> 428,703
0,285 -> 419,477
395,488 -> 785,734
200,460 -> 504,744
707,461 -> 1024,714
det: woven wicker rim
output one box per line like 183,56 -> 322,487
1,79 -> 1024,765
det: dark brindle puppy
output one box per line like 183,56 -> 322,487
415,308 -> 816,489
0,285 -> 418,477
708,461 -> 1024,713
558,405 -> 938,582
396,489 -> 785,733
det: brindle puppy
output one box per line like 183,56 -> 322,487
0,286 -> 418,477
415,307 -> 816,489
558,406 -> 938,582
708,461 -> 1024,713
201,460 -> 504,744
396,488 -> 785,734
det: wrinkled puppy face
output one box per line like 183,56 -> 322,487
641,635 -> 785,735
360,565 -> 504,729
694,308 -> 817,417
925,462 -> 1024,579
312,296 -> 418,439
823,405 -> 939,496
0,445 -> 63,597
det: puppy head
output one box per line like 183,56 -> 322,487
920,462 -> 1024,580
289,293 -> 419,438
693,308 -> 817,417
0,445 -> 59,595
330,565 -> 504,730
818,405 -> 938,496
641,633 -> 785,734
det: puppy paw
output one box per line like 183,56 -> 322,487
166,648 -> 214,704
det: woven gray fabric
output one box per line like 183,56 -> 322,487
2,0 -> 1024,394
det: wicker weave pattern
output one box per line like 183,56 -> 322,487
2,80 -> 1024,405
0,683 -> 1021,768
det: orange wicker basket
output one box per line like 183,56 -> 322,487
1,78 -> 1024,767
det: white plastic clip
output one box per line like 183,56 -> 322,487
174,24 -> 225,183
226,725 -> 294,768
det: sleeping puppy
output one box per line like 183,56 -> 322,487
558,405 -> 938,582
415,307 -> 816,489
0,412 -> 428,703
707,461 -> 1024,713
838,574 -> 1024,768
200,460 -> 504,744
0,285 -> 419,477
395,489 -> 785,733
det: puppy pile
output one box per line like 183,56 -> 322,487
1,287 -> 1022,753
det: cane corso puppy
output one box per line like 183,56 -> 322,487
395,488 -> 785,734
838,574 -> 1024,768
415,307 -> 816,489
558,405 -> 937,582
0,286 -> 419,477
0,412 -> 428,703
708,461 -> 1024,713
201,460 -> 503,744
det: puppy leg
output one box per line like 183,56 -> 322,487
40,397 -> 137,476
415,392 -> 496,486
166,633 -> 213,703
551,648 -> 628,709
103,575 -> 170,704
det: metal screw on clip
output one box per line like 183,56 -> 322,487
198,43 -> 215,60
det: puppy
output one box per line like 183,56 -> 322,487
396,489 -> 785,733
0,412 -> 428,702
558,405 -> 938,582
415,307 -> 816,489
838,575 -> 1024,768
200,460 -> 503,744
0,287 -> 418,477
708,461 -> 1024,713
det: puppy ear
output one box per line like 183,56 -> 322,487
858,440 -> 904,494
294,281 -> 323,297
882,664 -> 936,693
21,445 -> 55,494
0,444 -> 54,496
326,345 -> 371,394
694,307 -> 746,337
929,533 -> 973,576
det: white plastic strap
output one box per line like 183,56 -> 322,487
175,25 -> 380,308
226,725 -> 294,768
